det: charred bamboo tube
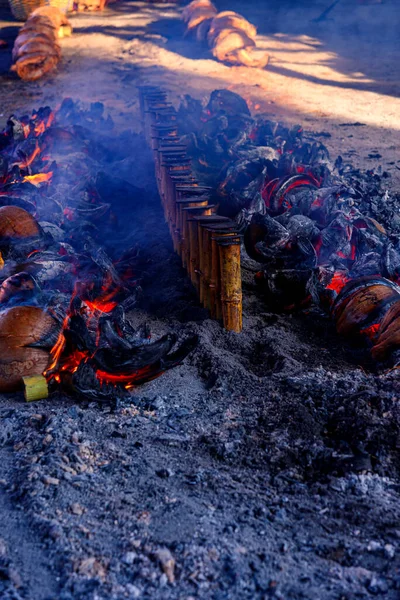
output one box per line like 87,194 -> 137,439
196,216 -> 231,306
152,132 -> 181,164
138,85 -> 160,105
211,235 -> 223,319
186,206 -> 217,289
164,167 -> 193,248
169,175 -> 199,250
157,148 -> 186,193
150,124 -> 179,154
145,105 -> 176,124
188,215 -> 228,294
217,236 -> 242,332
176,198 -> 210,265
176,185 -> 211,199
142,96 -> 169,143
157,155 -> 191,209
23,374 -> 49,402
201,225 -> 214,310
160,162 -> 191,231
138,85 -> 163,117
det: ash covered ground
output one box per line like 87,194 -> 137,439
1,133 -> 400,600
1,1 -> 400,599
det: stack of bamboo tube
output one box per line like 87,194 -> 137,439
139,86 -> 243,333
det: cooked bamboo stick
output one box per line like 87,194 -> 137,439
207,223 -> 238,318
217,235 -> 242,332
23,374 -> 49,402
176,197 -> 209,265
196,216 -> 231,306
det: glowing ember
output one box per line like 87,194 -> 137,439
326,271 -> 350,295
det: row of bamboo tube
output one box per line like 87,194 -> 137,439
138,86 -> 243,332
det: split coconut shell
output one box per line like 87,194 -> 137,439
0,206 -> 41,240
0,305 -> 58,392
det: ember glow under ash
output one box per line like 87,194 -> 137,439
0,101 -> 196,398
177,89 -> 400,366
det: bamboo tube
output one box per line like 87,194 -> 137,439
176,197 -> 209,265
138,85 -> 162,116
202,222 -> 238,312
139,89 -> 166,123
217,236 -> 242,332
143,96 -> 169,143
152,137 -> 181,187
201,225 -> 213,310
150,124 -> 179,151
186,206 -> 217,289
168,175 -> 198,246
194,216 -> 231,305
164,167 -> 193,248
211,235 -> 222,319
176,186 -> 211,200
206,223 -> 238,318
159,162 -> 190,224
23,374 -> 49,402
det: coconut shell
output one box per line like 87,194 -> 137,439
0,206 -> 41,240
0,346 -> 50,392
226,47 -> 269,68
0,305 -> 57,349
30,7 -> 71,32
208,12 -> 257,45
0,305 -> 58,392
211,30 -> 256,62
186,7 -> 218,32
11,11 -> 65,81
372,300 -> 400,361
182,0 -> 217,23
332,277 -> 400,338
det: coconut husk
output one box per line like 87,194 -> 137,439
182,0 -> 217,23
211,29 -> 255,61
11,8 -> 71,81
186,7 -> 218,33
226,47 -> 269,68
182,2 -> 269,69
0,305 -> 59,392
30,6 -> 72,37
195,17 -> 213,42
0,206 -> 41,240
207,11 -> 257,45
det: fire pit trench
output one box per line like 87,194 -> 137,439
141,84 -> 400,370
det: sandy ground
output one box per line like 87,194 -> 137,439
0,0 -> 399,186
0,1 -> 400,599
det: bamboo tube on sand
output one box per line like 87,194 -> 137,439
23,374 -> 49,402
217,236 -> 242,332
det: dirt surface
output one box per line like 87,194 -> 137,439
1,1 -> 400,599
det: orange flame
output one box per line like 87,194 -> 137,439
22,172 -> 53,186
18,144 -> 41,169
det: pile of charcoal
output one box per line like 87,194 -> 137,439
177,89 -> 400,368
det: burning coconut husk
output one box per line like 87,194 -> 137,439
73,0 -> 107,12
11,7 -> 72,81
182,0 -> 269,68
0,100 -> 197,398
165,87 -> 400,368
